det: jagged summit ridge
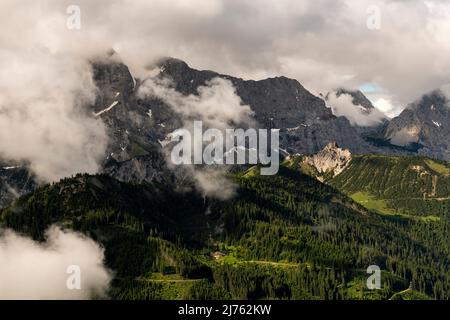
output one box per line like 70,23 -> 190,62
305,141 -> 352,177
384,89 -> 450,161
334,88 -> 375,112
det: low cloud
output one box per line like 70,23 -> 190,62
172,165 -> 236,200
373,97 -> 397,118
438,84 -> 450,101
325,92 -> 386,127
139,76 -> 254,198
388,126 -> 420,146
0,226 -> 111,299
0,49 -> 108,183
138,76 -> 255,129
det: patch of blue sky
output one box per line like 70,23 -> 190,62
358,83 -> 383,94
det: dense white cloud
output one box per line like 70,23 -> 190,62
138,76 -> 254,129
0,226 -> 111,299
0,49 -> 108,182
326,92 -> 387,126
374,97 -> 397,117
138,76 -> 254,198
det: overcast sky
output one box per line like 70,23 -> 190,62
2,0 -> 450,116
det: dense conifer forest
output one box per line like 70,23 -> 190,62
1,155 -> 449,300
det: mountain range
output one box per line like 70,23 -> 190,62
0,56 -> 449,300
2,56 -> 449,205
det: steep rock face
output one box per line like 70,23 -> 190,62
304,141 -> 352,177
334,88 -> 375,113
0,57 -> 397,204
156,57 -> 333,128
323,88 -> 388,135
91,59 -> 178,185
236,76 -> 334,129
88,56 -> 376,187
384,90 -> 450,161
3,56 -> 449,207
155,58 -> 373,154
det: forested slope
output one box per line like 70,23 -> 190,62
329,155 -> 450,219
1,164 -> 449,299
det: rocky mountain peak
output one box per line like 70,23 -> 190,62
157,57 -> 191,75
324,140 -> 339,150
305,141 -> 352,177
384,89 -> 450,161
405,89 -> 448,111
334,88 -> 375,112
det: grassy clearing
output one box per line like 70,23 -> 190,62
209,244 -> 310,268
350,192 -> 440,222
242,166 -> 260,178
146,273 -> 185,280
133,274 -> 203,299
243,260 -> 310,268
342,270 -> 407,300
143,280 -> 198,299
425,159 -> 450,176
351,192 -> 397,215
216,257 -> 310,269
419,215 -> 441,222
390,288 -> 432,300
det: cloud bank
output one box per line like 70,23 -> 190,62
138,76 -> 254,198
326,92 -> 387,126
138,76 -> 255,129
59,0 -> 450,113
0,226 -> 111,299
0,49 -> 108,182
3,0 -> 450,111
